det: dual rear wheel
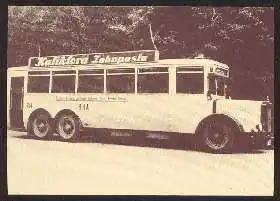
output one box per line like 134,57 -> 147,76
56,114 -> 80,140
28,112 -> 80,141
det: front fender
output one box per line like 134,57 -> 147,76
195,113 -> 244,135
215,99 -> 263,133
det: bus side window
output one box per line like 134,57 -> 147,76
176,67 -> 204,94
137,67 -> 169,93
106,68 -> 135,93
52,71 -> 75,93
78,69 -> 104,93
27,71 -> 50,93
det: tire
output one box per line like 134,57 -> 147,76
198,119 -> 235,153
56,114 -> 81,141
27,112 -> 52,139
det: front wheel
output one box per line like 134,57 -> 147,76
198,119 -> 235,153
56,114 -> 81,141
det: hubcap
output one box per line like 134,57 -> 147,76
59,117 -> 75,139
64,124 -> 72,131
36,120 -> 46,132
33,118 -> 49,137
205,125 -> 229,150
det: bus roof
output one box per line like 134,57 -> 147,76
7,66 -> 28,71
8,58 -> 229,71
158,58 -> 229,68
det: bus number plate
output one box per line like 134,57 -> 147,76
79,103 -> 89,110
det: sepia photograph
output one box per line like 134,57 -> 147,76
7,6 -> 274,195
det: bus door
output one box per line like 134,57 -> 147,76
10,77 -> 24,128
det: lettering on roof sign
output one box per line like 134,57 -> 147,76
29,50 -> 159,68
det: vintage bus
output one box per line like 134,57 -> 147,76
7,50 -> 273,153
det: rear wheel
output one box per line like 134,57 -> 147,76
28,112 -> 52,139
56,114 -> 81,141
199,119 -> 235,153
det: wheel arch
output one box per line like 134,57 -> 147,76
54,109 -> 80,120
195,113 -> 244,135
28,108 -> 52,124
54,109 -> 82,129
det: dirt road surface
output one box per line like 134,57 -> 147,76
7,129 -> 274,195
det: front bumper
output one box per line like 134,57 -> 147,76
248,132 -> 274,149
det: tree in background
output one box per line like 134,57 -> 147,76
148,6 -> 274,100
8,6 -> 274,100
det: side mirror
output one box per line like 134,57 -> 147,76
207,90 -> 213,100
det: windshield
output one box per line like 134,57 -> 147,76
217,78 -> 225,96
208,75 -> 228,97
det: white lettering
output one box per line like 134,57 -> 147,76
141,55 -> 148,62
124,57 -> 131,62
65,56 -> 72,65
137,54 -> 142,61
51,57 -> 59,65
131,56 -> 137,62
69,57 -> 76,65
31,51 -> 155,67
105,56 -> 111,63
111,57 -> 118,63
58,56 -> 66,65
35,57 -> 47,67
55,57 -> 61,65
75,58 -> 82,64
45,59 -> 52,66
91,55 -> 101,64
99,57 -> 105,63
117,57 -> 124,63
81,57 -> 88,64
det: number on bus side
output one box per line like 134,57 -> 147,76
26,102 -> 33,108
78,103 -> 89,110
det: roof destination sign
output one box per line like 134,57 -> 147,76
28,50 -> 159,67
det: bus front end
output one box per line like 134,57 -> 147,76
202,62 -> 273,152
215,98 -> 273,149
259,99 -> 273,147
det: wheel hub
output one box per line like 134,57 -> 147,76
64,124 -> 72,131
37,121 -> 46,131
32,117 -> 49,137
205,127 -> 229,149
60,118 -> 75,135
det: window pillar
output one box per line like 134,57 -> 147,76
104,69 -> 107,93
75,69 -> 78,93
169,66 -> 176,95
24,73 -> 28,93
49,71 -> 52,93
204,67 -> 209,95
135,67 -> 138,94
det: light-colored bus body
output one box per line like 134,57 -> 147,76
7,53 -> 273,153
23,93 -> 214,134
8,58 -> 262,133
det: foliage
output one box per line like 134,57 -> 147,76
8,6 -> 274,100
